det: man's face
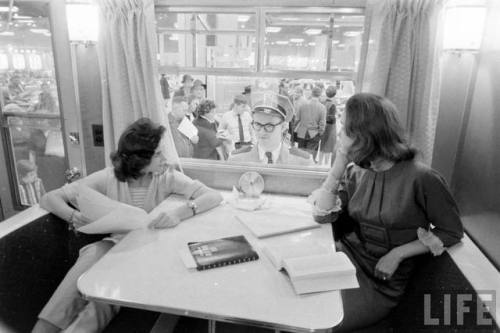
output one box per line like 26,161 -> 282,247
252,112 -> 284,149
192,86 -> 204,99
183,79 -> 193,89
234,102 -> 248,114
172,101 -> 189,120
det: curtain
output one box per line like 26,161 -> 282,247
96,0 -> 179,167
361,0 -> 444,165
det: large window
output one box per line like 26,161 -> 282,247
0,2 -> 66,208
155,5 -> 365,172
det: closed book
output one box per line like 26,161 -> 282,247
188,235 -> 259,271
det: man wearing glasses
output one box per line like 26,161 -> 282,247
229,91 -> 313,166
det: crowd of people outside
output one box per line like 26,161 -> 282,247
1,71 -> 63,207
161,74 -> 345,167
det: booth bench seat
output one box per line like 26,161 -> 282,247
0,210 -> 498,333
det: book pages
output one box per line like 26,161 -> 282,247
178,117 -> 198,138
282,252 -> 359,294
262,242 -> 333,270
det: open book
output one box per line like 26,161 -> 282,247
187,235 -> 259,271
263,242 -> 358,294
76,185 -> 185,234
235,210 -> 320,238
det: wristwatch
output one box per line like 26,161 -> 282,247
187,200 -> 198,216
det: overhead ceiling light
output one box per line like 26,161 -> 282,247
290,38 -> 304,43
266,26 -> 281,33
332,40 -> 340,44
276,40 -> 289,45
13,14 -> 32,19
344,31 -> 362,37
0,6 -> 18,13
30,28 -> 50,34
237,15 -> 250,22
16,19 -> 35,23
281,17 -> 299,21
308,42 -> 316,46
0,31 -> 14,36
304,28 -> 322,35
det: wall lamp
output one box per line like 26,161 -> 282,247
443,4 -> 486,53
66,3 -> 98,45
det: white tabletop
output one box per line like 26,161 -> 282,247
77,194 -> 343,332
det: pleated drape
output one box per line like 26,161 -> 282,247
361,0 -> 444,165
96,0 -> 179,167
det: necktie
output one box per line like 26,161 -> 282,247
237,114 -> 244,143
265,151 -> 273,164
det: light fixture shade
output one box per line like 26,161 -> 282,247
443,6 -> 486,50
66,4 -> 98,42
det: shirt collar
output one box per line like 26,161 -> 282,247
257,143 -> 282,164
201,115 -> 215,123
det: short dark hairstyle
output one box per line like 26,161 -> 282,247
196,99 -> 216,116
345,93 -> 415,168
110,118 -> 165,182
326,86 -> 337,98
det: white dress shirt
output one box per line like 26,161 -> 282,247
257,143 -> 282,164
219,110 -> 254,143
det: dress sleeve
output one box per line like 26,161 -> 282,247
169,170 -> 207,199
417,169 -> 464,249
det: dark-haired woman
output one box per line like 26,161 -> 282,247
310,93 -> 463,331
33,118 -> 223,333
193,100 -> 224,160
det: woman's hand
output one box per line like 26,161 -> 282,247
337,127 -> 355,155
148,212 -> 181,229
190,135 -> 199,144
71,211 -> 92,229
374,249 -> 403,281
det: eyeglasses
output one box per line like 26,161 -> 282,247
251,121 -> 283,133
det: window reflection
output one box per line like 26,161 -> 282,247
0,3 -> 65,207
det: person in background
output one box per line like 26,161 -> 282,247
191,79 -> 206,97
318,86 -> 338,166
34,82 -> 58,113
219,94 -> 254,150
242,85 -> 252,106
168,96 -> 199,157
16,159 -> 45,206
173,74 -> 194,97
294,86 -> 326,161
32,118 -> 223,333
186,94 -> 199,122
229,91 -> 313,166
290,86 -> 307,144
309,93 -> 463,331
160,74 -> 170,100
193,100 -> 226,160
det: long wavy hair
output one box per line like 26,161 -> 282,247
110,118 -> 165,182
344,93 -> 416,168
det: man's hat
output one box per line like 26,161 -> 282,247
251,91 -> 294,122
181,74 -> 193,83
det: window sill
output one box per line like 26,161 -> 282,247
180,159 -> 328,196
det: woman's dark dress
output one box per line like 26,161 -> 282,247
333,159 -> 463,331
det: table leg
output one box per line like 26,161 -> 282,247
208,319 -> 216,333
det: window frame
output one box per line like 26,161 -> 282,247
155,1 -> 368,190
